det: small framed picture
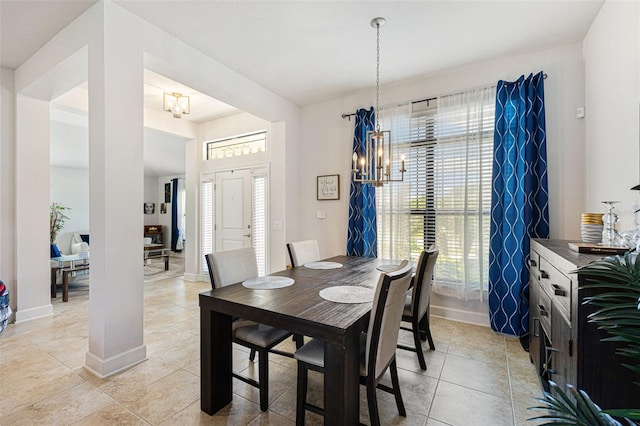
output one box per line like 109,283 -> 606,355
160,203 -> 167,214
144,203 -> 155,214
164,183 -> 171,203
317,174 -> 340,200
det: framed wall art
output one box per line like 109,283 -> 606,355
317,174 -> 340,200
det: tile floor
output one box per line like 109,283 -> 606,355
0,276 -> 544,425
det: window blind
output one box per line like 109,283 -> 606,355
201,180 -> 213,275
252,173 -> 267,276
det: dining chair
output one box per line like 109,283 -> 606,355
397,247 -> 439,370
205,247 -> 298,411
294,261 -> 413,426
286,239 -> 321,267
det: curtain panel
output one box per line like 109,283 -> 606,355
431,87 -> 496,301
488,72 -> 549,336
376,102 -> 412,261
347,108 -> 377,257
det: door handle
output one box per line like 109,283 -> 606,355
243,233 -> 251,237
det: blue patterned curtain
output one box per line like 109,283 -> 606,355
489,72 -> 549,336
347,108 -> 377,257
171,178 -> 179,251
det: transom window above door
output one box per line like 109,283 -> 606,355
205,131 -> 267,160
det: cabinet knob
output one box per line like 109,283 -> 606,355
528,259 -> 538,267
538,305 -> 548,316
540,270 -> 550,279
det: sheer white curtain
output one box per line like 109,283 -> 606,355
376,102 -> 412,262
431,86 -> 495,301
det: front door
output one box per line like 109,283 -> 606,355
215,169 -> 252,251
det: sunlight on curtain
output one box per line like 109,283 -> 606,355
376,102 -> 412,262
432,87 -> 495,302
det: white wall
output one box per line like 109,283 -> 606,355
297,42 -> 588,325
50,166 -> 90,254
299,42 -> 588,260
143,175 -> 159,226
583,0 -> 640,232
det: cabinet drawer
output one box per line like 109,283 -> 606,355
538,257 -> 571,321
537,288 -> 552,339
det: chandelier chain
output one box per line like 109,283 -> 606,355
375,21 -> 380,132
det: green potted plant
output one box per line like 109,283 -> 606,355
529,252 -> 640,425
50,202 -> 71,258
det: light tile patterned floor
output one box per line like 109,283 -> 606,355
0,277 -> 543,425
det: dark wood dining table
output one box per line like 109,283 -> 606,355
199,255 -> 385,425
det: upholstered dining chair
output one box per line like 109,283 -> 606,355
397,247 -> 439,370
286,239 -> 321,267
294,261 -> 413,426
205,247 -> 298,411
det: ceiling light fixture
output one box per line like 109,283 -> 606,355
352,17 -> 405,187
163,92 -> 190,118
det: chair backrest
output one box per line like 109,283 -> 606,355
412,248 -> 439,319
205,247 -> 258,289
365,260 -> 413,380
286,240 -> 321,267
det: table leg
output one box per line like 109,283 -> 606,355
62,270 -> 70,302
324,331 -> 360,425
164,255 -> 169,271
200,304 -> 232,415
51,267 -> 58,298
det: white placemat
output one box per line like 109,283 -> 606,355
319,286 -> 374,303
376,263 -> 403,272
304,261 -> 343,270
242,276 -> 295,289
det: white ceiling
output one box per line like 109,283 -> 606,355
1,0 -> 604,107
1,0 -> 605,175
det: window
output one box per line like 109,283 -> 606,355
406,87 -> 495,301
201,180 -> 213,274
252,172 -> 267,276
205,131 -> 266,160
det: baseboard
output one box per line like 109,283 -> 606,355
15,303 -> 53,323
182,272 -> 201,282
84,344 -> 147,379
430,305 -> 490,327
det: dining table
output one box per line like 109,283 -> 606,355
199,255 -> 389,425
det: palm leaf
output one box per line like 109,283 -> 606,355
529,383 -> 623,425
577,253 -> 640,373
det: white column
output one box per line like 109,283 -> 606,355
0,68 -> 17,319
84,6 -> 146,377
15,95 -> 53,322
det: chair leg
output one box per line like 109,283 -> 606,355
296,361 -> 308,426
413,317 -> 427,371
418,314 -> 428,341
258,349 -> 269,411
250,348 -> 256,362
389,358 -> 406,417
366,377 -> 381,426
425,318 -> 436,350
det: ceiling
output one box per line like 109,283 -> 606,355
1,0 -> 605,175
1,0 -> 604,107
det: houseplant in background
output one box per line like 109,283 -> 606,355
50,202 -> 71,258
529,252 -> 640,425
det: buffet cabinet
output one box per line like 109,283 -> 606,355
529,239 -> 639,409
